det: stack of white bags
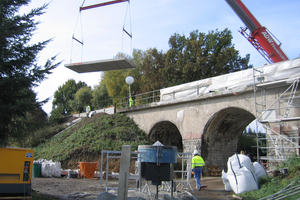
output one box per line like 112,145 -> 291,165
35,159 -> 61,177
222,154 -> 267,194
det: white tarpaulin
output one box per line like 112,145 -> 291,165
160,58 -> 300,101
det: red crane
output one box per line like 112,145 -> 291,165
225,0 -> 289,64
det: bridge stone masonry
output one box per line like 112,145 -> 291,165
117,58 -> 300,172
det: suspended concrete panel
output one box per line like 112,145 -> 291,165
64,58 -> 136,73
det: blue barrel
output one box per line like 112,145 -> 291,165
138,145 -> 177,163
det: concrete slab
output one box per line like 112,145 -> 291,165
65,58 -> 136,73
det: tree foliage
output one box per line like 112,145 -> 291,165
0,1 -> 59,145
101,52 -> 142,103
74,86 -> 93,113
140,48 -> 167,92
164,28 -> 252,86
52,79 -> 87,115
92,83 -> 113,109
102,29 -> 252,104
9,104 -> 48,147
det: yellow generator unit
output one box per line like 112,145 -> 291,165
0,147 -> 34,198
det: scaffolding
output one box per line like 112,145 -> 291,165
100,150 -> 142,194
159,153 -> 193,193
99,150 -> 193,197
253,68 -> 300,168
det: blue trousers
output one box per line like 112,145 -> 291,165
194,167 -> 202,189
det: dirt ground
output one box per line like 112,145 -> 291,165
31,176 -> 234,200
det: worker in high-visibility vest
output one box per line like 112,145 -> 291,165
192,150 -> 205,190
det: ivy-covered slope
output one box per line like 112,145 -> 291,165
33,113 -> 150,168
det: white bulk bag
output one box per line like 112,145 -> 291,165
222,170 -> 232,191
41,160 -> 61,177
227,154 -> 254,174
253,162 -> 267,181
228,166 -> 258,194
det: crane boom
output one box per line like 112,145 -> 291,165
225,0 -> 289,63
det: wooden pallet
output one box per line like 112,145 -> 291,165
208,166 -> 222,177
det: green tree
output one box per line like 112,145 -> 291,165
74,86 -> 93,113
52,79 -> 87,115
102,29 -> 252,107
0,1 -> 59,145
9,101 -> 48,147
92,83 -> 113,109
164,28 -> 252,86
101,52 -> 142,103
68,99 -> 81,115
140,48 -> 167,92
49,105 -> 64,124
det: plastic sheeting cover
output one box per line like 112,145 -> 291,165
160,57 -> 300,101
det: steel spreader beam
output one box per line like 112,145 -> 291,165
80,0 -> 128,11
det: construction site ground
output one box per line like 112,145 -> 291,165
32,176 -> 234,200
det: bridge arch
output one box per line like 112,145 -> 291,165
148,121 -> 183,152
201,107 -> 255,171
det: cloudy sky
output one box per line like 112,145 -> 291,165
20,0 -> 300,114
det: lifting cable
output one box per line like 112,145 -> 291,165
122,0 -> 132,56
70,0 -> 85,63
70,0 -> 132,63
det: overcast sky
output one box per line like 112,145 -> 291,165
20,0 -> 300,115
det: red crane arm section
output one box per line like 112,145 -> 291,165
226,0 -> 289,63
252,27 -> 289,63
80,0 -> 128,11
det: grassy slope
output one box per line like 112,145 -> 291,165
33,113 -> 150,168
240,156 -> 300,199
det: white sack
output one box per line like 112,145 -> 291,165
226,172 -> 238,193
253,162 -> 268,181
222,170 -> 232,191
41,161 -> 61,177
227,154 -> 254,174
228,166 -> 258,194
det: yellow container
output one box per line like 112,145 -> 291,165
0,147 -> 34,197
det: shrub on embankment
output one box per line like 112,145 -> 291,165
33,113 -> 150,167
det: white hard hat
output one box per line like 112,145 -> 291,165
193,150 -> 198,155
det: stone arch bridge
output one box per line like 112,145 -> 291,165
117,58 -> 300,171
